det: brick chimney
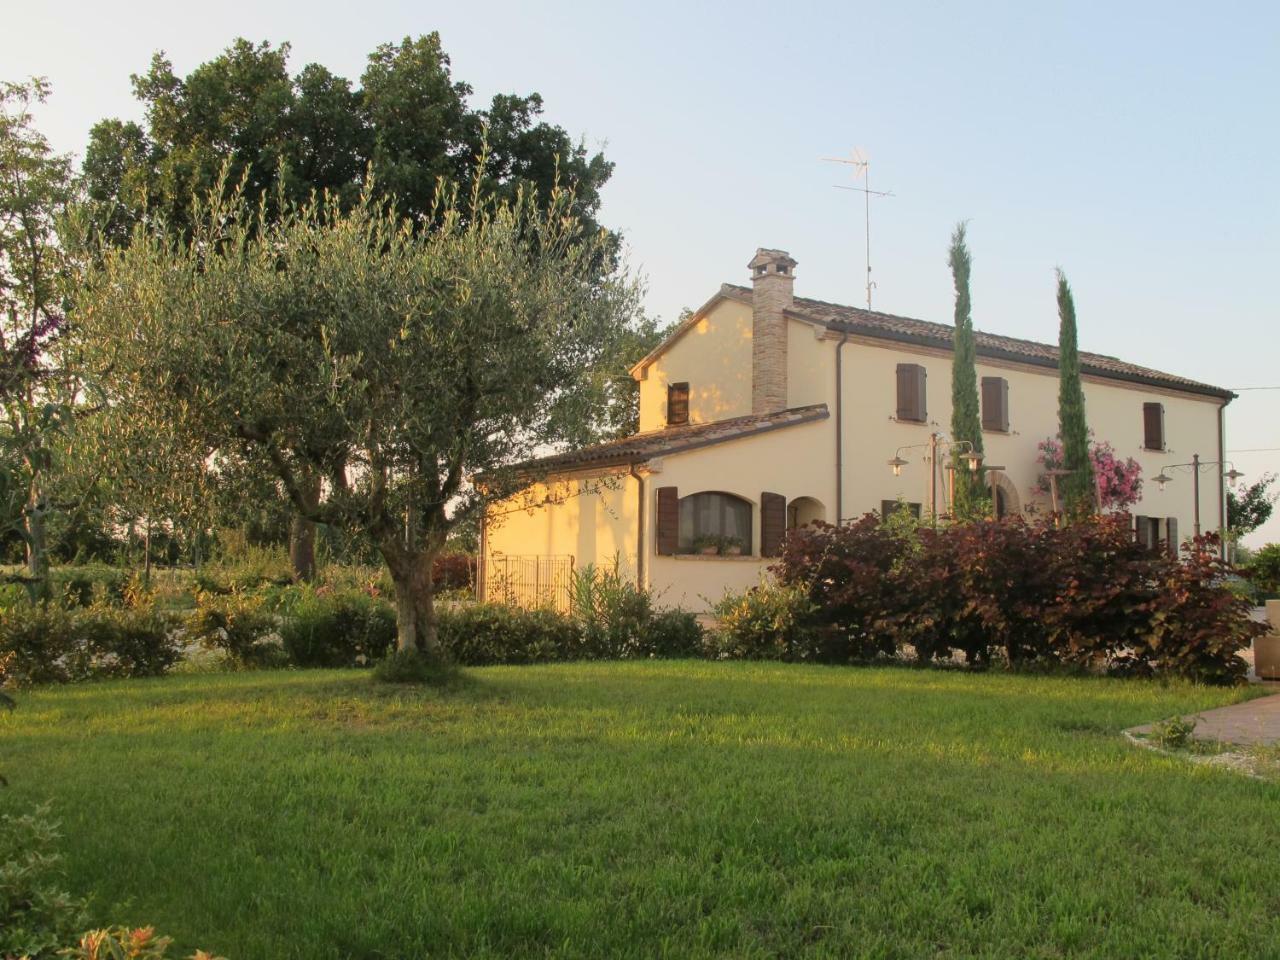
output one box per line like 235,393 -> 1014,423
748,248 -> 796,414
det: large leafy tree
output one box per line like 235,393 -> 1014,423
82,34 -> 618,579
80,174 -> 638,656
0,78 -> 84,593
947,222 -> 984,517
1055,269 -> 1094,517
1228,473 -> 1277,539
83,34 -> 613,239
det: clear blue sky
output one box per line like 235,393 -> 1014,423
6,0 -> 1278,544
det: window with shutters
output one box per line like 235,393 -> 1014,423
667,382 -> 689,426
880,500 -> 923,522
677,492 -> 752,554
1143,402 -> 1165,451
895,364 -> 927,423
1134,515 -> 1167,552
981,376 -> 1009,432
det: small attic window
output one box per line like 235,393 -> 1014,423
755,265 -> 767,276
667,382 -> 690,426
776,264 -> 788,274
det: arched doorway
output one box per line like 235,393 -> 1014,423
992,474 -> 1022,520
786,496 -> 826,530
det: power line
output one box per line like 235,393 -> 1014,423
1227,447 -> 1280,453
1231,386 -> 1280,391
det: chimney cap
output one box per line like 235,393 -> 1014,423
748,248 -> 797,275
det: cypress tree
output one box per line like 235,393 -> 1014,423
1055,269 -> 1095,517
949,223 -> 984,516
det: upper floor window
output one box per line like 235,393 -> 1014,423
678,491 -> 752,554
981,376 -> 1009,432
895,364 -> 927,423
667,382 -> 689,426
1143,402 -> 1165,451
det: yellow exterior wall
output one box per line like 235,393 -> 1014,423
786,318 -> 834,409
491,289 -> 1226,616
637,299 -> 754,430
835,337 -> 1226,535
484,469 -> 640,584
643,416 -> 834,612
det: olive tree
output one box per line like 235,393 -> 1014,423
81,174 -> 634,655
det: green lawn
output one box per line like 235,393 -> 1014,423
3,663 -> 1278,959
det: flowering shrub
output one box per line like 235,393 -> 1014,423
63,927 -> 224,960
1036,435 -> 1143,510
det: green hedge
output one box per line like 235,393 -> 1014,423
0,600 -> 180,685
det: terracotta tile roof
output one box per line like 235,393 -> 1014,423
719,285 -> 1233,399
511,403 -> 829,475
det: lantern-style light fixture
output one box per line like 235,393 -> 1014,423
1225,467 -> 1244,484
1153,470 -> 1173,491
964,450 -> 982,473
888,455 -> 908,477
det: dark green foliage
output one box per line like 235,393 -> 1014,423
279,589 -> 396,667
643,609 -> 704,658
0,805 -> 90,960
948,223 -> 984,511
432,598 -> 702,665
0,598 -> 179,685
1055,270 -> 1094,516
47,565 -> 129,606
1243,543 -> 1280,596
570,562 -> 652,657
1228,473 -> 1277,537
769,514 -> 1263,683
437,604 -> 587,665
84,34 -> 614,243
185,590 -> 283,668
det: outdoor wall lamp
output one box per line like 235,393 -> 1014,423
1153,454 -> 1242,536
887,434 -> 981,527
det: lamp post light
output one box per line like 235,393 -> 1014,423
886,432 -> 981,528
1153,453 -> 1242,538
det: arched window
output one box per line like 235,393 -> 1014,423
678,492 -> 752,554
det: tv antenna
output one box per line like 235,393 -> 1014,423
821,148 -> 894,309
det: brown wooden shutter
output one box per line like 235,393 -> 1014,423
1143,402 -> 1164,450
1134,514 -> 1148,547
656,486 -> 679,555
881,499 -> 896,520
1166,517 -> 1178,558
981,377 -> 1008,431
896,364 -> 926,422
667,382 -> 689,426
760,492 -> 786,557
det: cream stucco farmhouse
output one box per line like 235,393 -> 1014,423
481,248 -> 1235,613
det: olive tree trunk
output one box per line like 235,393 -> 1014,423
381,543 -> 443,658
23,482 -> 50,600
289,471 -> 323,582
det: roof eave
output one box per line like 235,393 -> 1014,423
819,318 -> 1234,401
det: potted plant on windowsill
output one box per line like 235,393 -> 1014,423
692,535 -> 721,556
720,536 -> 745,556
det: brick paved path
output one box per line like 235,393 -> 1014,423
1130,691 -> 1280,747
